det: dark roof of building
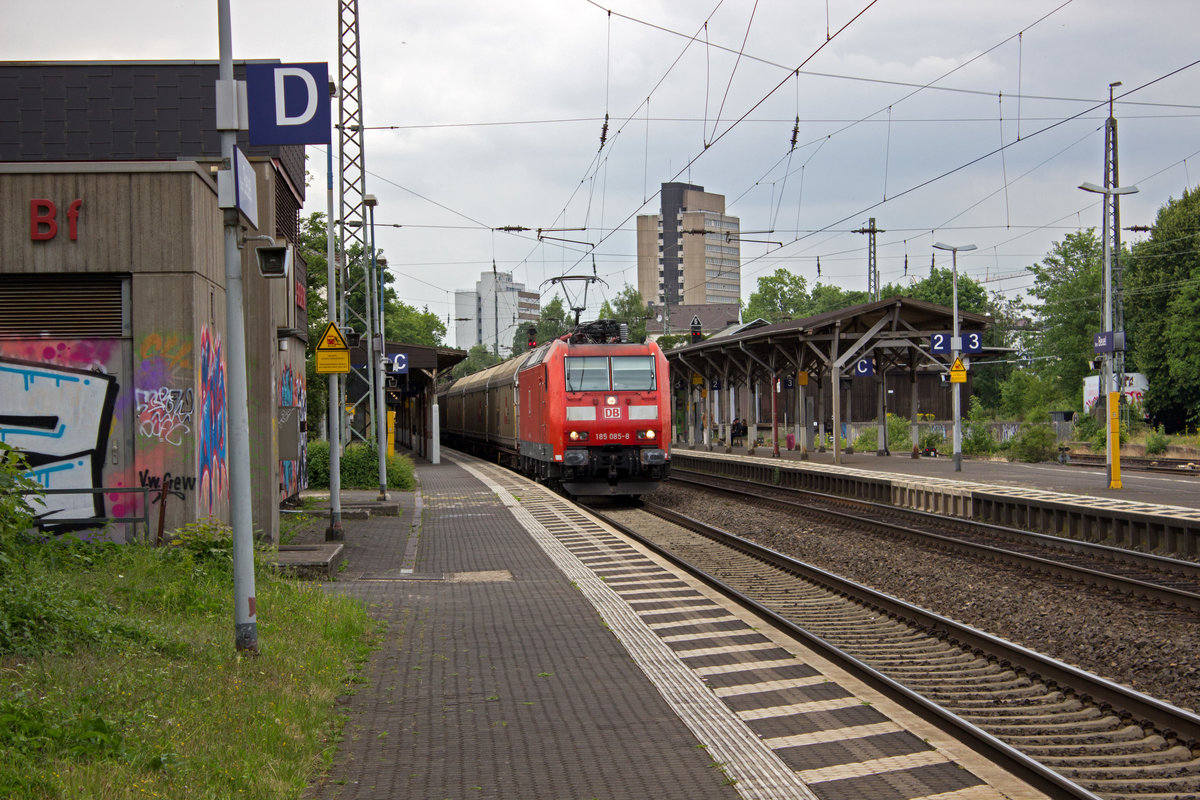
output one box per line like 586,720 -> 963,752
0,60 -> 305,199
645,302 -> 741,335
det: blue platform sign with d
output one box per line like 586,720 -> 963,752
246,63 -> 331,145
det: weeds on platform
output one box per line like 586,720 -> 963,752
0,509 -> 376,800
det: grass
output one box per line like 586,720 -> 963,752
0,523 -> 377,800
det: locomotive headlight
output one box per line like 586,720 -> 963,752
568,430 -> 589,441
605,395 -> 617,406
636,429 -> 657,440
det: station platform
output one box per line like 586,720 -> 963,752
670,444 -> 1200,558
674,441 -> 1200,509
299,455 -> 1052,800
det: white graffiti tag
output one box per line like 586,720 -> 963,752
136,386 -> 194,446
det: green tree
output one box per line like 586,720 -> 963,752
1022,230 -> 1104,411
808,282 -> 869,314
597,285 -> 649,342
1125,186 -> 1200,431
882,264 -> 990,314
298,212 -> 446,430
384,303 -> 446,347
536,296 -> 572,343
745,269 -> 810,322
450,343 -> 504,379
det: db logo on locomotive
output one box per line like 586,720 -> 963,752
603,408 -> 621,419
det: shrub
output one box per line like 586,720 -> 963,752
306,439 -> 330,487
1074,412 -> 1101,443
961,397 -> 996,456
849,415 -> 912,452
1089,419 -> 1129,452
1145,426 -> 1170,456
1009,424 -> 1059,462
305,441 -> 414,490
0,442 -> 40,540
919,429 -> 945,452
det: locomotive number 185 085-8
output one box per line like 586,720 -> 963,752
593,432 -> 630,442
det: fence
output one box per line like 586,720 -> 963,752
21,487 -> 152,542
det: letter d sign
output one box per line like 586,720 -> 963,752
245,62 -> 331,146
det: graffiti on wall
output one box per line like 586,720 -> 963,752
139,333 -> 192,375
135,386 -> 194,445
197,326 -> 228,514
0,356 -> 118,524
279,363 -> 307,499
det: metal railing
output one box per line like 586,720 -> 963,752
22,487 -> 152,541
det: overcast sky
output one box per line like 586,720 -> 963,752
7,1 -> 1199,348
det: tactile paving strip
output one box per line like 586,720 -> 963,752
451,456 -> 1016,800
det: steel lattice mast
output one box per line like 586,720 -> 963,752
338,0 -> 371,442
1105,94 -> 1124,401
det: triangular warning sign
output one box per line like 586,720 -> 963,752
317,321 -> 349,351
690,315 -> 702,327
951,357 -> 965,372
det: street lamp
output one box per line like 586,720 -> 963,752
364,194 -> 389,500
932,241 -> 976,473
1080,180 -> 1138,489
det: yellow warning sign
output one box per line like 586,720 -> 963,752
316,321 -> 351,374
317,321 -> 349,351
949,357 -> 967,384
797,370 -> 809,387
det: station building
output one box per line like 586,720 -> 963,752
0,61 -> 308,542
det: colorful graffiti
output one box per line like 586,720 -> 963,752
139,332 -> 192,374
0,356 -> 118,524
278,363 -> 307,500
197,326 -> 228,515
135,386 -> 194,445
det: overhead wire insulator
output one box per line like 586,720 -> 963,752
599,113 -> 609,151
790,116 -> 799,150
816,256 -> 821,277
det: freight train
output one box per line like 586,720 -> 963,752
439,320 -> 671,495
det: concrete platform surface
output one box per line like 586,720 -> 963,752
290,455 -> 1052,800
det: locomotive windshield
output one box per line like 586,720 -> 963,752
565,355 -> 656,392
611,356 -> 656,390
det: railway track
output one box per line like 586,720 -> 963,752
1065,452 -> 1200,475
588,501 -> 1200,800
668,470 -> 1200,611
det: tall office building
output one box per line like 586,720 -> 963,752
637,182 -> 740,309
454,270 -> 539,356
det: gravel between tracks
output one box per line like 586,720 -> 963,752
650,483 -> 1200,716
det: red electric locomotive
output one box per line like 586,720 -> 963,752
440,320 -> 671,495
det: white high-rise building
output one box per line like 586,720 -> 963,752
454,270 -> 539,356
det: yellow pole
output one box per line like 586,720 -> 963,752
1108,391 -> 1121,489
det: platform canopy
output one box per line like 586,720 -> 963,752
663,296 -> 993,463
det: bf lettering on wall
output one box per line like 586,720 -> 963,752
30,198 -> 82,241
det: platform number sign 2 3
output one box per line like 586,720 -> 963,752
931,332 -> 984,354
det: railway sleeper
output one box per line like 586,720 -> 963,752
1062,760 -> 1200,779
959,706 -> 1104,726
982,715 -> 1131,737
1015,734 -> 1171,757
1076,774 -> 1200,797
1040,744 -> 1196,768
945,690 -> 1070,709
950,698 -> 1088,719
1002,725 -> 1154,748
898,671 -> 1027,689
867,652 -> 997,668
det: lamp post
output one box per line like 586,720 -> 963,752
1080,180 -> 1138,489
364,195 -> 389,500
932,241 -> 976,473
